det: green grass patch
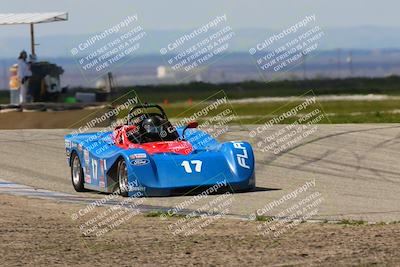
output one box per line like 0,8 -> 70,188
144,211 -> 171,218
108,76 -> 400,104
144,211 -> 189,219
136,99 -> 400,124
0,91 -> 9,104
116,98 -> 400,124
337,219 -> 368,225
108,76 -> 400,124
255,215 -> 274,222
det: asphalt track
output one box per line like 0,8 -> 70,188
0,124 -> 399,222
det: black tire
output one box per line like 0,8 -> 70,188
117,159 -> 129,197
70,152 -> 86,192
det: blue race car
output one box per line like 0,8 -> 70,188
65,104 -> 255,197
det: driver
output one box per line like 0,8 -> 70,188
140,116 -> 167,142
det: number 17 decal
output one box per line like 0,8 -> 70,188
181,160 -> 203,173
91,159 -> 98,180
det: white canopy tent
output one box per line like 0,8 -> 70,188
0,12 -> 68,55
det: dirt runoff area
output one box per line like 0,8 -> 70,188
1,194 -> 399,267
0,108 -> 110,129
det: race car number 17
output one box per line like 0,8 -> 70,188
181,160 -> 202,173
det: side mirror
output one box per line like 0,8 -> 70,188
182,121 -> 198,140
186,121 -> 198,129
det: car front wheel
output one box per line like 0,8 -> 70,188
71,152 -> 86,192
117,160 -> 129,197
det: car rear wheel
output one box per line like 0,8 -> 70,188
71,152 -> 86,192
117,160 -> 129,197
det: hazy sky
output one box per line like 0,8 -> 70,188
0,0 -> 399,37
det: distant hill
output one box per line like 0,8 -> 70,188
0,26 -> 400,57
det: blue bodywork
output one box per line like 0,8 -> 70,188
65,127 -> 255,196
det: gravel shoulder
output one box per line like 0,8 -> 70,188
1,194 -> 400,266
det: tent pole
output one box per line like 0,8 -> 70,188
30,23 -> 35,56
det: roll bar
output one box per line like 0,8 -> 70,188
128,103 -> 168,119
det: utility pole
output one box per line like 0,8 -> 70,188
107,72 -> 114,93
30,23 -> 36,56
302,52 -> 307,79
337,48 -> 341,78
1,61 -> 6,90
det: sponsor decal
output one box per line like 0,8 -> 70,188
99,176 -> 105,188
91,159 -> 98,180
99,160 -> 106,187
65,140 -> 72,149
129,186 -> 146,192
84,149 -> 89,164
129,153 -> 147,159
101,159 -> 107,171
85,166 -> 90,176
85,174 -> 91,183
132,159 -> 150,166
170,143 -> 190,150
129,180 -> 146,191
232,142 -> 250,169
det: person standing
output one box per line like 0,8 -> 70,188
8,64 -> 20,105
17,50 -> 32,104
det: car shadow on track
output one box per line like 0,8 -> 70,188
167,186 -> 281,197
87,186 -> 280,198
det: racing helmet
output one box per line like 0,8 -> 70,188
142,116 -> 165,135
